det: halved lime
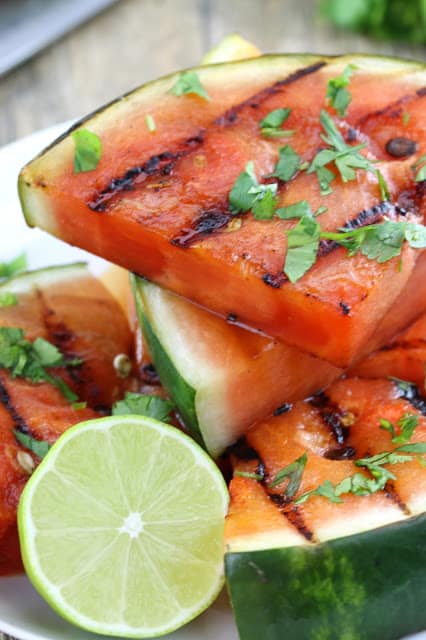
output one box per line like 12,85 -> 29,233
18,415 -> 229,637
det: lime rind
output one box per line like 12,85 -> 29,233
18,415 -> 229,638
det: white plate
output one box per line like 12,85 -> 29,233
0,124 -> 424,640
0,123 -> 238,640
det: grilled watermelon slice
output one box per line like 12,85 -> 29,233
0,263 -> 135,576
19,55 -> 426,367
131,275 -> 340,456
225,376 -> 426,639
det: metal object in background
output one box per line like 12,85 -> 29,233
0,0 -> 118,77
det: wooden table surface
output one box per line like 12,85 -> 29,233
0,1 -> 425,639
0,0 -> 425,148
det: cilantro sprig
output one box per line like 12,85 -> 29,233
170,71 -> 210,101
259,108 -> 295,138
307,110 -> 375,195
413,154 -> 426,182
268,452 -> 307,501
0,254 -> 27,281
326,64 -> 356,117
295,442 -> 426,505
229,161 -> 278,219
380,413 -> 419,444
112,392 -> 174,423
284,218 -> 426,283
14,430 -> 51,459
0,328 -> 81,402
72,129 -> 102,174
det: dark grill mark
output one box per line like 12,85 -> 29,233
339,301 -> 351,316
0,377 -> 31,435
356,90 -> 423,127
227,313 -> 238,323
140,363 -> 160,385
385,137 -> 418,158
274,402 -> 293,416
324,446 -> 356,460
417,87 -> 426,97
262,272 -> 287,288
171,210 -> 231,248
89,149 -> 189,212
321,409 -> 350,445
392,380 -> 426,416
385,484 -> 411,515
215,61 -> 327,127
283,507 -> 315,542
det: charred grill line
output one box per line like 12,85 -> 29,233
385,484 -> 411,515
227,437 -> 261,462
89,148 -> 190,212
282,506 -> 316,542
321,409 -> 350,445
215,61 -> 327,126
89,62 -> 327,211
171,209 -> 231,248
356,89 -> 425,127
0,377 -> 31,435
392,380 -> 426,416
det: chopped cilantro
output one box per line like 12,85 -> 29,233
326,64 -> 356,117
380,413 -> 419,444
270,145 -> 302,182
268,452 -> 307,501
145,114 -> 156,133
169,71 -> 210,101
14,430 -> 51,459
112,392 -> 174,423
276,201 -> 327,220
376,169 -> 391,201
0,328 -> 81,402
234,470 -> 264,481
259,108 -> 294,138
402,111 -> 411,126
295,479 -> 343,505
0,254 -> 27,281
0,292 -> 17,307
308,110 -> 375,193
229,161 -> 277,218
283,215 -> 321,283
72,129 -> 102,174
296,442 -> 426,505
413,154 -> 426,182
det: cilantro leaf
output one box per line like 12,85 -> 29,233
276,201 -> 313,220
14,430 -> 51,459
259,108 -> 294,138
413,154 -> 426,182
295,479 -> 343,505
251,188 -> 278,220
229,161 -> 277,218
308,110 -> 375,193
283,215 -> 321,283
376,169 -> 391,201
0,292 -> 17,307
271,145 -> 302,182
234,470 -> 264,481
0,328 -> 80,402
268,452 -> 307,501
380,413 -> 419,444
169,71 -> 210,101
0,254 -> 27,281
404,223 -> 426,248
72,129 -> 102,174
326,64 -> 356,117
112,393 -> 174,423
145,114 -> 156,132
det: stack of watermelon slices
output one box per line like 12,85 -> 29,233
19,43 -> 426,639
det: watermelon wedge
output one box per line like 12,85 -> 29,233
132,275 -> 340,455
0,264 -> 135,575
18,55 -> 426,367
225,376 -> 426,639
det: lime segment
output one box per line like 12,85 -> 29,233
18,415 -> 229,637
